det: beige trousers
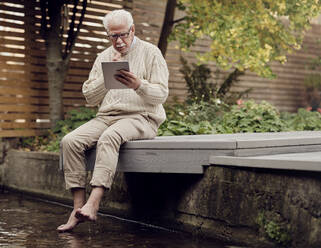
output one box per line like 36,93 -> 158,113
61,114 -> 157,190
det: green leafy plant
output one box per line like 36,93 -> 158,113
179,56 -> 250,105
19,107 -> 97,152
166,99 -> 228,123
257,212 -> 291,246
281,108 -> 321,131
158,120 -> 214,136
215,100 -> 287,133
180,56 -> 217,103
53,107 -> 97,134
158,99 -> 228,136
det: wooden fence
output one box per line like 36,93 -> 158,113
1,0 -> 321,137
0,0 -> 132,137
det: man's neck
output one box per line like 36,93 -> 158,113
120,36 -> 137,56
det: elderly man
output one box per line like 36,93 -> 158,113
57,9 -> 168,232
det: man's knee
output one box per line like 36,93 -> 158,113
97,129 -> 123,149
61,133 -> 83,151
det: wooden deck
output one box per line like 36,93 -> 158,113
81,131 -> 321,174
210,152 -> 321,172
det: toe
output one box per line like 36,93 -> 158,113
57,225 -> 70,232
57,224 -> 65,230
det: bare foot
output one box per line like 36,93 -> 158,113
57,209 -> 84,232
75,203 -> 98,222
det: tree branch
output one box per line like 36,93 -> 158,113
172,16 -> 186,24
40,0 -> 48,40
158,0 -> 177,56
217,68 -> 244,98
63,0 -> 87,61
63,0 -> 78,58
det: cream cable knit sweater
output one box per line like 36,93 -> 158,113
82,37 -> 169,126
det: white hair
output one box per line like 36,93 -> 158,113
102,9 -> 133,32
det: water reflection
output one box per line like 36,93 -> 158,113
0,192 -> 236,248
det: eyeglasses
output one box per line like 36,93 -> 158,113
107,26 -> 132,41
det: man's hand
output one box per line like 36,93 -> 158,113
114,70 -> 141,90
112,51 -> 121,61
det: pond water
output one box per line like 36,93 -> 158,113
0,192 -> 241,248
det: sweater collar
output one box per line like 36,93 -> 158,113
113,36 -> 140,58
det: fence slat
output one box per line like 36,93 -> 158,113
0,129 -> 47,138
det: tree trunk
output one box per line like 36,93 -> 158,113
47,44 -> 66,129
46,2 -> 65,128
158,0 -> 177,57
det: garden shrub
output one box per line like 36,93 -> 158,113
179,56 -> 250,105
281,108 -> 321,131
158,120 -> 214,136
180,56 -> 217,103
19,107 -> 97,152
215,100 -> 287,133
164,99 -> 228,124
158,99 -> 228,136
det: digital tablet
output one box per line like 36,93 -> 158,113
101,61 -> 130,89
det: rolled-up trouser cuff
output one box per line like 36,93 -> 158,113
90,167 -> 114,190
64,172 -> 87,190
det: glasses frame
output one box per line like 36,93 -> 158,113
107,26 -> 132,41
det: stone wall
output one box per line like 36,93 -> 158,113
1,150 -> 321,248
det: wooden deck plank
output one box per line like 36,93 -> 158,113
209,152 -> 321,172
118,150 -> 205,174
122,131 -> 321,150
122,138 -> 237,150
85,148 -> 235,174
233,144 -> 321,157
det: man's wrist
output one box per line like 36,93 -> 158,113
134,79 -> 142,90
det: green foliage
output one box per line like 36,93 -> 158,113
19,134 -> 55,152
158,120 -> 214,136
159,100 -> 321,136
19,107 -> 97,153
172,0 -> 321,78
158,100 -> 228,136
216,100 -> 287,133
257,212 -> 291,246
167,100 -> 228,123
179,56 -> 250,105
53,107 -> 97,134
281,108 -> 321,131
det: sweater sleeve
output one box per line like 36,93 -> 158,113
82,57 -> 108,106
135,49 -> 169,105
